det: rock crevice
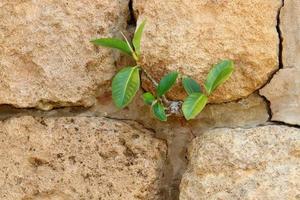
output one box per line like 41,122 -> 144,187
0,1 -> 299,200
260,0 -> 300,127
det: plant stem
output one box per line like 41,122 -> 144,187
141,67 -> 183,116
161,96 -> 170,105
139,67 -> 184,116
140,68 -> 170,105
140,68 -> 158,87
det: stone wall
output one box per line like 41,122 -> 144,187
0,0 -> 299,200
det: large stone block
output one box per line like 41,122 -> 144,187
0,116 -> 167,200
133,0 -> 281,103
180,126 -> 300,200
0,0 -> 129,110
260,68 -> 300,125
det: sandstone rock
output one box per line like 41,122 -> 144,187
260,68 -> 300,126
133,0 -> 281,103
0,0 -> 129,110
281,0 -> 300,69
92,92 -> 269,200
193,94 -> 269,129
94,91 -> 269,130
0,116 -> 167,200
260,1 -> 300,126
180,125 -> 300,200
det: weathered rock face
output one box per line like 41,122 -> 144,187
0,1 -> 299,199
133,0 -> 281,103
94,92 -> 269,131
0,116 -> 167,200
180,126 -> 300,200
260,68 -> 300,125
0,0 -> 129,110
193,94 -> 269,129
260,0 -> 300,126
92,92 -> 269,200
281,0 -> 300,69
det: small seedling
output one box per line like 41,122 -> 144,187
91,20 -> 234,121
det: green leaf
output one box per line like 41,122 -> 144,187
133,20 -> 146,57
90,38 -> 132,56
182,93 -> 208,120
142,92 -> 155,105
204,60 -> 234,95
156,71 -> 179,97
112,67 -> 140,108
182,76 -> 202,95
152,102 -> 167,121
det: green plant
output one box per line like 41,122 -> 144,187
91,20 -> 234,121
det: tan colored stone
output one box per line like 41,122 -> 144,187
91,92 -> 269,200
260,68 -> 300,126
133,0 -> 281,103
193,94 -> 269,129
260,0 -> 300,126
0,0 -> 129,110
0,116 -> 167,200
94,91 -> 269,130
180,125 -> 300,200
281,0 -> 300,69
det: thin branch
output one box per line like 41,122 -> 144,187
140,67 -> 184,117
140,68 -> 171,105
161,96 -> 170,105
141,68 -> 158,87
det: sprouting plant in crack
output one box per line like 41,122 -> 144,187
91,20 -> 234,121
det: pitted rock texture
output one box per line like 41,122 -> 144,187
133,0 -> 281,103
95,91 -> 268,130
260,68 -> 300,125
194,94 -> 269,128
281,0 -> 300,69
0,0 -> 129,110
0,116 -> 167,200
180,126 -> 300,200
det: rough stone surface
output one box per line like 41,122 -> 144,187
92,92 -> 269,199
260,68 -> 300,125
281,0 -> 300,69
133,0 -> 281,103
260,0 -> 300,126
180,125 -> 300,200
95,92 -> 269,130
0,0 -> 129,110
193,94 -> 269,129
0,116 -> 167,200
